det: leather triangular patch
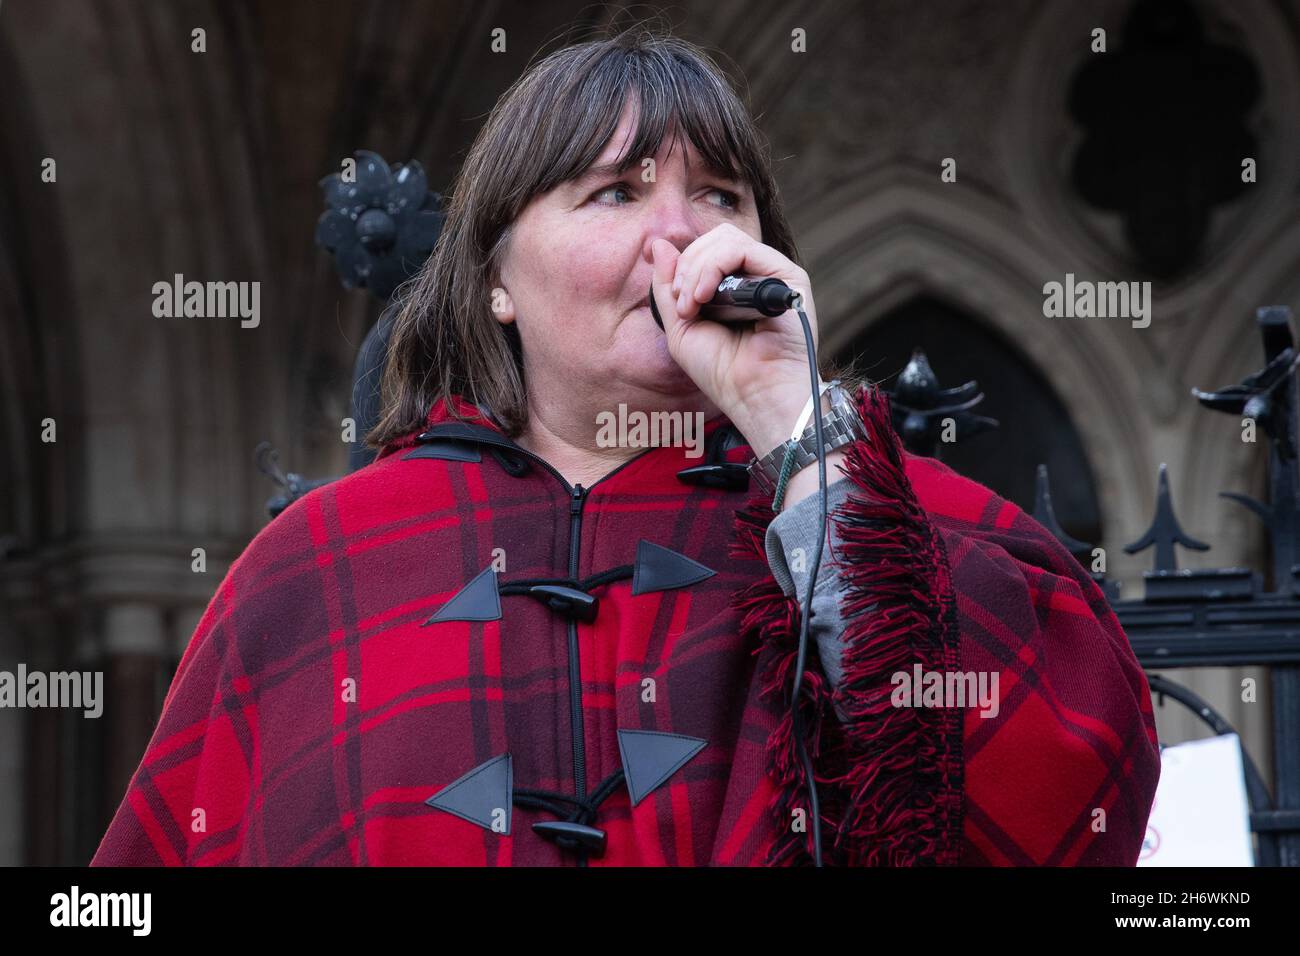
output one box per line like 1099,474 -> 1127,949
617,730 -> 707,807
403,440 -> 482,463
631,540 -> 715,596
423,566 -> 500,625
425,754 -> 512,833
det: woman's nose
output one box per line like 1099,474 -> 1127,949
644,190 -> 703,257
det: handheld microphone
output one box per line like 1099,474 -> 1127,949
649,275 -> 800,330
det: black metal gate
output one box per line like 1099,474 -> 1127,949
887,305 -> 1300,867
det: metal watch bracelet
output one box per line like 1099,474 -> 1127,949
747,383 -> 866,498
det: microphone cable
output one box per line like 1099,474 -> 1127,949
788,292 -> 827,868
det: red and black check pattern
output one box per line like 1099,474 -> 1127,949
744,385 -> 1159,865
91,384 -> 1159,866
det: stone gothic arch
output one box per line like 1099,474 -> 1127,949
796,168 -> 1156,562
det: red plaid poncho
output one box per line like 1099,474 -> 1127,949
91,384 -> 1159,866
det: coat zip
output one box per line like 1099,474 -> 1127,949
568,483 -> 588,801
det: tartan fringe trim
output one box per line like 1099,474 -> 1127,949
732,383 -> 964,866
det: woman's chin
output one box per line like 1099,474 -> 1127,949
615,334 -> 696,396
649,335 -> 696,386
617,309 -> 699,393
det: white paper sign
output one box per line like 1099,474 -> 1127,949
1137,732 -> 1254,867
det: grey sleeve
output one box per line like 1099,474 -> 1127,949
763,476 -> 855,701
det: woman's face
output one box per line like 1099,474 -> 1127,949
493,101 -> 763,416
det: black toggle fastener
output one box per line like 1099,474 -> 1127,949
527,584 -> 598,622
532,821 -> 608,856
676,462 -> 750,491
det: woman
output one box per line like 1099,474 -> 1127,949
92,27 -> 1159,867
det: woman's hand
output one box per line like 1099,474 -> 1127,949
650,225 -> 821,460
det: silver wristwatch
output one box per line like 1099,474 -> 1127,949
748,381 -> 867,497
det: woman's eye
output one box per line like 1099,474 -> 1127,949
710,188 -> 742,210
591,184 -> 634,206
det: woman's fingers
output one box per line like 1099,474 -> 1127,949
650,238 -> 682,334
672,229 -> 728,321
672,223 -> 806,322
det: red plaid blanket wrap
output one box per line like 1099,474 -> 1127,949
91,384 -> 1159,866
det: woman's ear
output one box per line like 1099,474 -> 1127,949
488,277 -> 516,325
